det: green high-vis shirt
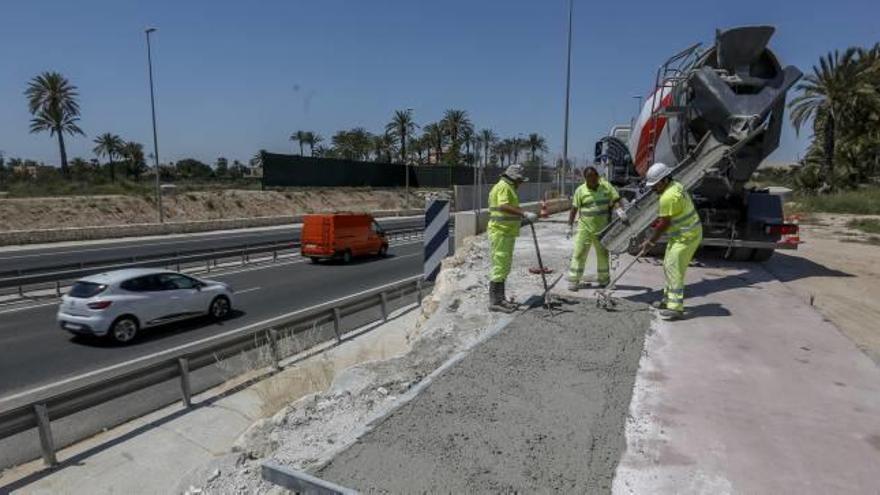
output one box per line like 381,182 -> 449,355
572,178 -> 620,234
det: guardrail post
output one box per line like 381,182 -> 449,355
241,250 -> 247,265
177,358 -> 192,407
416,279 -> 423,306
273,249 -> 278,262
33,404 -> 57,466
206,259 -> 212,272
379,292 -> 388,321
55,281 -> 62,297
268,329 -> 281,371
332,308 -> 342,343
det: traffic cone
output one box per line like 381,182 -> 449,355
540,199 -> 549,219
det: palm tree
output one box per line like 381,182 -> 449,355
385,109 -> 418,164
92,133 -> 124,182
478,129 -> 497,167
423,123 -> 445,164
440,109 -> 473,164
788,48 -> 872,189
527,133 -> 548,163
290,130 -> 308,155
304,132 -> 323,156
25,72 -> 84,176
461,126 -> 475,166
120,141 -> 146,181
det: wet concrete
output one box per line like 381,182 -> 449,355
318,299 -> 650,493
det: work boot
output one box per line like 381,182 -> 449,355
488,282 -> 516,313
659,308 -> 684,321
499,282 -> 520,311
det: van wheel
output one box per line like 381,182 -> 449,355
378,244 -> 388,258
342,250 -> 352,264
109,316 -> 139,344
310,257 -> 320,264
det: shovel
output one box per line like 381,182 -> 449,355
596,247 -> 647,309
529,222 -> 563,309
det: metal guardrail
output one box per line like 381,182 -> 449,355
0,225 -> 426,294
0,275 -> 428,467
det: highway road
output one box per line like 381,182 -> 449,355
0,216 -> 421,276
0,239 -> 427,398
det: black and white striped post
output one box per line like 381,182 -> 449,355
423,199 -> 450,282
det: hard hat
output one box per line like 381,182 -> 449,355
645,162 -> 672,187
504,163 -> 529,182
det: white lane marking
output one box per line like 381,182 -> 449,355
0,301 -> 59,315
235,287 -> 262,294
0,273 -> 423,405
0,241 -> 423,315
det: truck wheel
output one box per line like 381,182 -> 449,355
342,250 -> 352,264
723,247 -> 754,261
750,248 -> 774,262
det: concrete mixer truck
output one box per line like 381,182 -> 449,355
596,26 -> 803,261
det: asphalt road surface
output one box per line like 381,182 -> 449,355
0,216 -> 421,276
0,240 -> 424,398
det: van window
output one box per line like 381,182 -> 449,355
68,281 -> 108,298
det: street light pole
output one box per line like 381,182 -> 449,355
561,0 -> 573,198
145,27 -> 163,223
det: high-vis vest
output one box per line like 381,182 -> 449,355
572,179 -> 619,234
488,177 -> 521,236
660,181 -> 701,241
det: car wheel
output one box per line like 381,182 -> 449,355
378,244 -> 388,258
342,250 -> 352,264
210,296 -> 231,320
109,316 -> 139,344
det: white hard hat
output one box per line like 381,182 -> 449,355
504,163 -> 529,182
645,162 -> 672,187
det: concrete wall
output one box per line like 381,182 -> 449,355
453,199 -> 569,249
0,209 -> 424,247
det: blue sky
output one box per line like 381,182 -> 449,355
1,0 -> 877,167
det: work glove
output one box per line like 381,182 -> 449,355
523,211 -> 538,223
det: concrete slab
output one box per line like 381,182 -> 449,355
606,251 -> 880,494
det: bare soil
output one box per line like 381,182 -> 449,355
0,188 -> 426,231
764,213 -> 880,365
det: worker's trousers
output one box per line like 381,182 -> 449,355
663,232 -> 702,312
568,227 -> 609,285
489,230 -> 517,283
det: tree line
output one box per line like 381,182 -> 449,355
289,108 -> 548,168
789,43 -> 880,192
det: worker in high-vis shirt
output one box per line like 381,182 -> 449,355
640,162 -> 703,320
567,166 -> 622,291
487,164 -> 538,313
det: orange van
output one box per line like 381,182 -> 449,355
301,213 -> 389,263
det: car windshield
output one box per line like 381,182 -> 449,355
68,281 -> 107,298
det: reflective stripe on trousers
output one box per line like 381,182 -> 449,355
568,226 -> 610,284
662,231 -> 701,312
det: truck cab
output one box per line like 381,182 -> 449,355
301,213 -> 389,264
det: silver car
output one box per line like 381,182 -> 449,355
57,268 -> 235,344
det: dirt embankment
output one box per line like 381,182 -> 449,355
0,188 -> 426,231
765,213 -> 880,365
